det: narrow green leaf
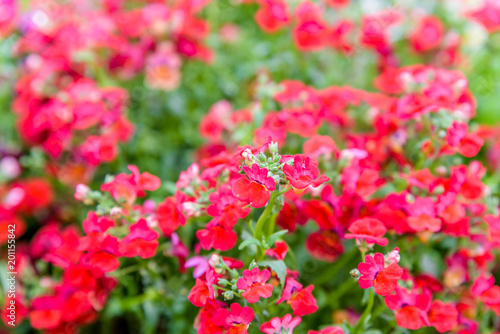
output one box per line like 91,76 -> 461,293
267,229 -> 288,246
238,238 -> 262,250
258,260 -> 287,288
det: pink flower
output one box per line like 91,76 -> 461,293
277,278 -> 318,316
265,241 -> 288,260
385,287 -> 432,330
446,121 -> 483,158
344,218 -> 388,246
308,327 -> 345,334
236,268 -> 274,303
119,219 -> 159,259
428,300 -> 458,333
207,184 -> 251,229
410,16 -> 444,52
212,303 -> 255,334
232,164 -> 276,208
260,314 -> 302,333
196,223 -> 238,251
358,253 -> 403,296
283,155 -> 329,191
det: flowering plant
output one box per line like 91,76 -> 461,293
2,0 -> 500,333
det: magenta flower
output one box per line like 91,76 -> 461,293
283,155 -> 329,191
212,303 -> 255,333
260,314 -> 302,333
232,163 -> 276,208
358,252 -> 403,296
236,267 -> 274,303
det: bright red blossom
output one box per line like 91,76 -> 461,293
358,253 -> 403,296
232,164 -> 276,208
428,300 -> 458,333
212,303 -> 255,334
277,277 -> 318,316
283,156 -> 329,191
236,267 -> 274,303
308,327 -> 345,334
345,218 -> 388,246
260,314 -> 302,334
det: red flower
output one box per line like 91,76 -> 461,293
308,327 -> 345,334
341,162 -> 379,198
236,268 -> 274,303
207,184 -> 251,229
265,240 -> 288,260
30,309 -> 62,330
196,224 -> 237,251
290,285 -> 318,316
212,303 -> 255,334
293,1 -> 328,51
283,156 -> 329,191
82,211 -> 114,234
255,0 -> 290,33
323,0 -> 349,8
303,135 -> 338,158
428,300 -> 458,333
468,0 -> 500,33
157,195 -> 186,236
189,270 -> 219,308
128,165 -> 161,195
358,253 -> 403,296
410,16 -> 444,52
101,165 -> 159,207
406,197 -> 442,232
188,279 -> 211,307
385,287 -> 432,330
232,164 -> 276,208
446,121 -> 483,158
119,219 -> 159,259
277,278 -> 318,316
344,218 -> 388,246
78,234 -> 120,272
306,230 -> 344,262
260,314 -> 302,334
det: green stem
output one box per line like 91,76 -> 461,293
327,278 -> 356,309
313,248 -> 357,286
110,264 -> 140,277
266,211 -> 279,237
254,191 -> 278,242
353,288 -> 375,334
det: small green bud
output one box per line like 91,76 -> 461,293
223,291 -> 234,301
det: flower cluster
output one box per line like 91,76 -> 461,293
12,0 -> 214,185
2,0 -> 500,333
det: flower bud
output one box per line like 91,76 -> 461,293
269,141 -> 279,156
386,247 -> 401,264
110,207 -> 122,219
0,156 -> 21,179
223,291 -> 234,301
74,184 -> 90,201
350,268 -> 361,278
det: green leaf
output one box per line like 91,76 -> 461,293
238,238 -> 262,250
258,260 -> 287,288
267,229 -> 288,246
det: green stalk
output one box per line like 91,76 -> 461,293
353,288 -> 375,334
254,190 -> 278,242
